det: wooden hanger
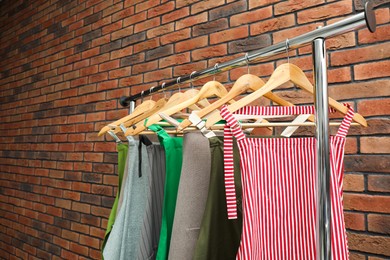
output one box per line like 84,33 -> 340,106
118,98 -> 168,135
178,74 -> 310,130
125,88 -> 200,136
127,81 -> 232,135
205,63 -> 367,128
98,99 -> 156,136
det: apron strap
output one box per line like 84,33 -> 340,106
138,135 -> 153,177
220,105 -> 246,219
335,104 -> 355,138
148,124 -> 171,141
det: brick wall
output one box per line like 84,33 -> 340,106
0,0 -> 389,259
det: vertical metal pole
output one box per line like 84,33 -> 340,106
129,100 -> 135,114
313,36 -> 331,260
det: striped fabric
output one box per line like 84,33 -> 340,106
220,105 -> 354,260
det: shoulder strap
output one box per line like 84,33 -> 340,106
335,104 -> 355,138
220,105 -> 245,220
148,124 -> 171,141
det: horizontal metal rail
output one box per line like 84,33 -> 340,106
119,2 -> 375,107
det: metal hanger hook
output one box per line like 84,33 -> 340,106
149,86 -> 155,100
213,63 -> 219,81
245,52 -> 250,74
190,71 -> 196,89
176,77 -> 181,92
285,38 -> 290,64
161,82 -> 166,98
141,90 -> 144,103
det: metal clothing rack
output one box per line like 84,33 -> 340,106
118,2 -> 377,260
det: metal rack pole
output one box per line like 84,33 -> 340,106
119,2 -> 375,106
313,37 -> 331,260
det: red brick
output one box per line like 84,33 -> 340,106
274,0 -> 324,15
273,23 -> 323,44
176,12 -> 208,30
343,174 -> 364,192
62,229 -> 79,242
99,60 -> 120,72
148,1 -> 175,18
161,28 -> 191,45
111,26 -> 134,41
91,53 -> 110,65
358,24 -> 390,44
162,7 -> 190,23
328,80 -> 390,100
251,14 -> 296,35
89,72 -> 108,83
210,26 -> 248,44
112,6 -> 134,22
82,47 -> 100,59
368,175 -> 390,193
191,0 -> 224,14
159,52 -> 191,68
134,17 -> 160,33
69,242 -> 89,257
144,68 -> 172,83
134,38 -> 159,53
231,6 -> 272,27
331,42 -> 390,66
361,137 -> 390,154
173,61 -> 207,77
97,80 -> 119,91
368,214 -> 390,234
111,45 -> 133,59
91,205 -> 111,217
354,60 -> 390,80
328,67 -> 351,83
133,60 -> 158,74
298,0 -> 352,24
94,142 -> 116,152
135,0 -> 159,13
118,74 -> 143,87
79,234 -> 100,249
109,67 -> 131,79
344,211 -> 365,231
192,44 -> 227,61
123,12 -> 147,27
348,233 -> 390,256
102,2 -> 123,17
175,36 -> 208,53
102,21 -> 122,35
147,23 -> 174,38
344,194 -> 390,213
357,99 -> 390,117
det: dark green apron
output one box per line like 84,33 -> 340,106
193,136 -> 242,260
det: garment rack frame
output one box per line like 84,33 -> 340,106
117,2 -> 379,260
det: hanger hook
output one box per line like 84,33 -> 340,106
176,77 -> 181,92
245,52 -> 250,74
190,71 -> 196,89
285,38 -> 290,64
161,82 -> 166,98
149,86 -> 155,100
213,63 -> 219,81
141,90 -> 145,103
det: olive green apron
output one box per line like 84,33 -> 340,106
193,136 -> 242,260
101,143 -> 128,258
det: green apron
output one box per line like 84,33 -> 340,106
101,143 -> 128,258
149,125 -> 183,260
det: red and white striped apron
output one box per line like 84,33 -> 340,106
220,105 -> 353,260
